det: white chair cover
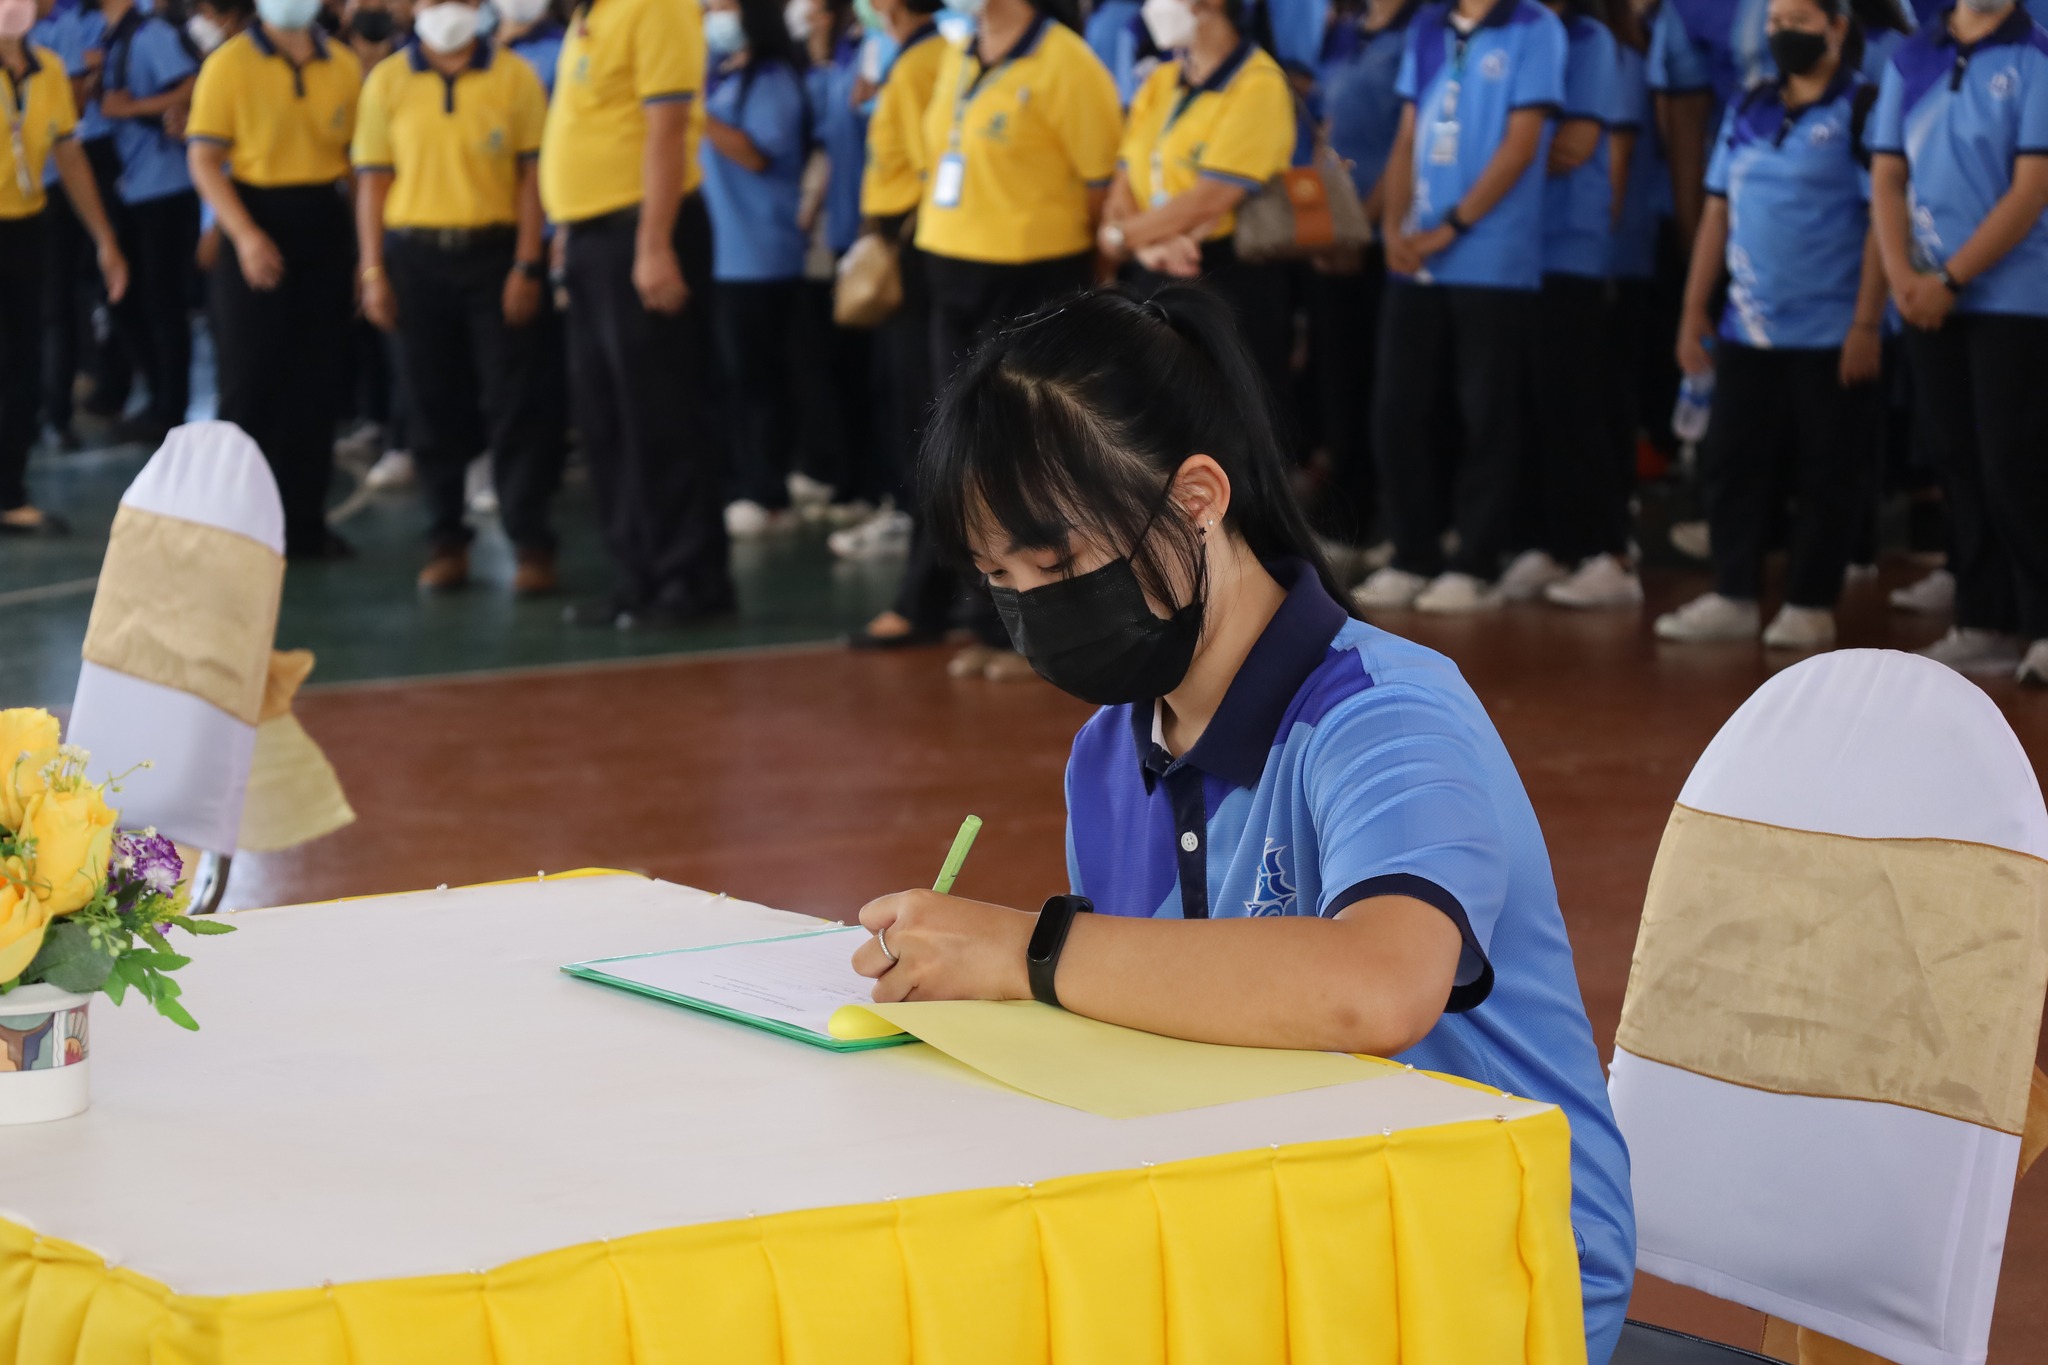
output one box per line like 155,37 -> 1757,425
67,422 -> 286,856
1609,649 -> 2048,1365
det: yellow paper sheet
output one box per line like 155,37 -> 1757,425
831,999 -> 1398,1119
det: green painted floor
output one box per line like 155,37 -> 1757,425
0,436 -> 903,709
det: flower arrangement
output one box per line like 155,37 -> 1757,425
0,708 -> 233,1030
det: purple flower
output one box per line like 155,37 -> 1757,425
113,829 -> 183,895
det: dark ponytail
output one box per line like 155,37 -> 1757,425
918,284 -> 1357,622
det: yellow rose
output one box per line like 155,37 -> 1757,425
19,786 -> 118,917
0,709 -> 61,833
0,858 -> 52,986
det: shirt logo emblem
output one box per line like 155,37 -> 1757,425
984,111 -> 1010,143
485,128 -> 505,153
1989,68 -> 2017,100
1244,839 -> 1297,917
1809,119 -> 1836,145
1479,51 -> 1507,81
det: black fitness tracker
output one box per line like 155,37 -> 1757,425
1445,207 -> 1471,236
1936,263 -> 1962,294
516,259 -> 548,281
1027,895 -> 1093,1008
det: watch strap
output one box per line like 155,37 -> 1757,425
1026,895 -> 1092,1008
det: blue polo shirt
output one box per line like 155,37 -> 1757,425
1705,74 -> 1872,347
1544,10 -> 1619,278
702,60 -> 810,283
1611,40 -> 1669,279
1395,0 -> 1566,289
808,35 -> 868,255
1323,0 -> 1423,197
1870,6 -> 2048,318
1646,0 -> 1771,108
29,1 -> 110,187
507,20 -> 565,97
1062,559 -> 1635,1365
1084,0 -> 1142,101
103,11 -> 199,204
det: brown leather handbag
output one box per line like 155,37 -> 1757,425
1232,101 -> 1371,265
833,217 -> 912,329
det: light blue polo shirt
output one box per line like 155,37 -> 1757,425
1084,0 -> 1143,102
1062,558 -> 1635,1365
1705,74 -> 1872,347
1869,5 -> 2048,318
104,12 -> 200,204
702,60 -> 810,283
1544,9 -> 1619,278
29,1 -> 111,188
1647,0 -> 1771,107
1395,0 -> 1567,289
1611,40 -> 1669,280
508,20 -> 565,97
1323,0 -> 1424,197
808,35 -> 868,255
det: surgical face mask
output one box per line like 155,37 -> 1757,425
475,0 -> 499,34
949,0 -> 986,20
1957,0 -> 2006,12
784,0 -> 811,38
186,11 -> 229,48
989,552 -> 1205,706
0,0 -> 35,38
1766,26 -> 1827,75
256,0 -> 323,30
704,6 -> 744,54
852,0 -> 879,31
414,1 -> 479,50
1141,0 -> 1196,49
496,0 -> 550,22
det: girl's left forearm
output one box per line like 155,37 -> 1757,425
1942,157 -> 2048,288
1117,177 -> 1247,250
1853,224 -> 1887,330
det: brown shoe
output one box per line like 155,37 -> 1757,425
417,546 -> 470,591
513,548 -> 559,597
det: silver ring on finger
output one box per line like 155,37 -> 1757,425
878,926 -> 898,965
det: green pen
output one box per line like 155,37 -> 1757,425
932,815 -> 983,895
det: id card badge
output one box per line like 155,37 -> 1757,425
933,152 -> 966,209
1428,120 -> 1460,166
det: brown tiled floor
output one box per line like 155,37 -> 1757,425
237,562 -> 2048,1359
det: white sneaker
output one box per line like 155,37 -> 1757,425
1762,604 -> 1836,650
1917,627 -> 2024,677
822,499 -> 877,529
2018,640 -> 2048,686
334,420 -> 383,469
1843,563 -> 1880,586
1414,571 -> 1503,614
1545,554 -> 1644,609
466,455 -> 498,516
787,471 -> 835,510
828,507 -> 913,560
1353,566 -> 1429,611
1890,569 -> 1955,614
1361,539 -> 1396,573
1654,592 -> 1761,642
1498,550 -> 1568,602
725,499 -> 798,539
1669,520 -> 1711,561
364,449 -> 415,491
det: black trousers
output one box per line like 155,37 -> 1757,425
386,231 -> 561,554
1373,280 -> 1535,580
1529,272 -> 1621,564
1700,341 -> 1880,609
1307,246 -> 1385,544
1131,237 -> 1297,458
211,183 -> 354,554
877,230 -> 934,500
893,249 -> 1095,642
0,212 -> 48,512
1903,312 -> 2048,637
119,190 -> 201,428
564,194 -> 731,611
713,277 -> 801,510
41,137 -> 134,428
793,275 -> 886,504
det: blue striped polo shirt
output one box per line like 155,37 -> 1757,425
1062,558 -> 1635,1364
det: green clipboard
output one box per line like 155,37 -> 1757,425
562,928 -> 917,1053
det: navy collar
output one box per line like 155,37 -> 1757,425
1771,63 -> 1856,112
250,22 -> 332,59
1130,557 -> 1350,792
975,9 -> 1050,69
1178,36 -> 1255,94
900,18 -> 940,51
407,37 -> 494,72
5,44 -> 45,105
1931,2 -> 2035,49
1441,0 -> 1519,33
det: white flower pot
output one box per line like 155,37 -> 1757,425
0,984 -> 92,1124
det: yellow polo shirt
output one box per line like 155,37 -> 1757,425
858,21 -> 946,219
539,0 -> 706,224
353,44 -> 547,229
186,26 -> 360,186
914,14 -> 1121,264
0,45 -> 78,220
1119,42 -> 1292,240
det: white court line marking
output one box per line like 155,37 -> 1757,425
0,577 -> 99,610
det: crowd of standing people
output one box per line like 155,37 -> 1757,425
0,0 -> 2043,678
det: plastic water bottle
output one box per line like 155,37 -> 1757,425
1672,371 -> 1715,445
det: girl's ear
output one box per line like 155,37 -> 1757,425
1172,455 -> 1233,530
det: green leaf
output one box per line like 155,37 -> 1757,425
154,994 -> 199,1031
127,950 -> 192,972
167,916 -> 236,936
137,925 -> 173,955
103,970 -> 127,1006
113,955 -> 156,1003
24,919 -> 118,995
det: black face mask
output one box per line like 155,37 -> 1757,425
989,554 -> 1204,706
349,9 -> 395,41
1768,27 -> 1828,76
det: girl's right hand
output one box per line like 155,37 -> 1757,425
1676,308 -> 1715,377
234,228 -> 286,291
362,273 -> 398,332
